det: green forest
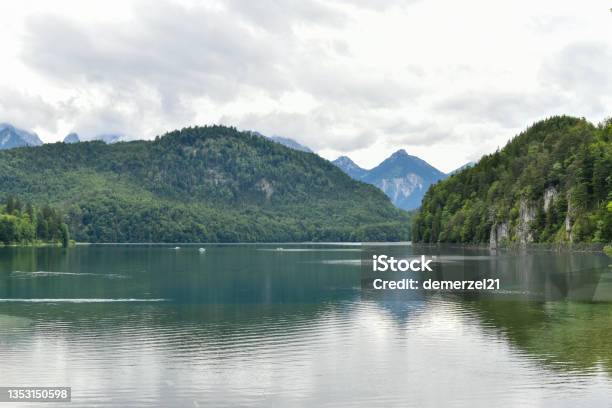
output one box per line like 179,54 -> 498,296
0,126 -> 409,243
412,116 -> 612,246
0,196 -> 70,246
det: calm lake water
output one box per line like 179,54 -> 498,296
0,244 -> 611,407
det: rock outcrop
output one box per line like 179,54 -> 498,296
565,192 -> 574,243
489,222 -> 509,248
517,198 -> 536,245
543,186 -> 558,212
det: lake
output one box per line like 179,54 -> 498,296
1,244 -> 611,407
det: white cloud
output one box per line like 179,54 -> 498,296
0,0 -> 610,172
540,41 -> 612,118
0,88 -> 57,131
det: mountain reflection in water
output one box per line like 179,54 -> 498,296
0,244 -> 610,407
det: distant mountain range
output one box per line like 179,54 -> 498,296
333,149 -> 448,210
1,122 -> 472,210
332,156 -> 368,179
448,161 -> 475,175
63,132 -> 121,144
63,133 -> 80,143
96,134 -> 122,144
0,123 -> 125,148
0,123 -> 43,149
269,136 -> 313,153
273,136 -> 473,210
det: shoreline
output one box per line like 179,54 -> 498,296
0,242 -> 74,248
412,242 -> 608,253
0,240 -> 608,254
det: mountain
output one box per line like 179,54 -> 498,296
332,149 -> 446,210
63,132 -> 122,143
0,123 -> 43,149
64,133 -> 120,143
0,125 -> 409,243
332,156 -> 368,180
362,150 -> 447,211
63,133 -> 80,143
268,136 -> 313,153
412,116 -> 612,246
96,133 -> 122,144
448,161 -> 475,176
247,131 -> 313,153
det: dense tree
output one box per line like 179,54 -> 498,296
0,126 -> 409,243
0,196 -> 69,246
413,116 -> 612,245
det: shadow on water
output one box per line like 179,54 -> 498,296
463,299 -> 612,374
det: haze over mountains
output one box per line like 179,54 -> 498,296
0,123 -> 126,148
268,136 -> 313,153
63,133 -> 80,144
61,132 -> 122,144
448,161 -> 476,175
0,123 -> 43,149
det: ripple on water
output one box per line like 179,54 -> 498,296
0,298 -> 169,303
10,271 -> 130,279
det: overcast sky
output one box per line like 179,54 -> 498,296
0,0 -> 610,172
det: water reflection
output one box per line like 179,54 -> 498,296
468,299 -> 612,373
0,244 -> 611,407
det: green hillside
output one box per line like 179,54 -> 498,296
0,126 -> 409,242
412,116 -> 612,246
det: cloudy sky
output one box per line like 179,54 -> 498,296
0,0 -> 610,172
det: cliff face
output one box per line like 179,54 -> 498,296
565,192 -> 575,243
489,192 -> 563,248
489,222 -> 509,248
543,187 -> 557,212
517,199 -> 536,246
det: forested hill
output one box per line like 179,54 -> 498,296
0,126 -> 409,242
412,116 -> 612,246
